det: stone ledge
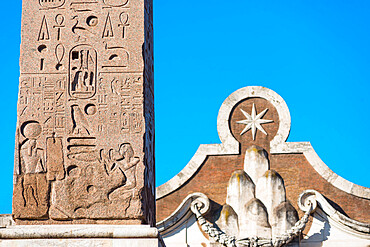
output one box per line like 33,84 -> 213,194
0,225 -> 158,239
0,239 -> 162,247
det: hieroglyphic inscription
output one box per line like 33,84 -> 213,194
38,16 -> 51,41
19,76 -> 67,132
69,45 -> 97,99
54,14 -> 65,41
103,43 -> 129,68
97,74 -> 143,134
119,12 -> 129,38
55,44 -> 65,70
102,13 -> 114,38
16,0 -> 154,224
39,0 -> 66,10
43,79 -> 55,134
103,0 -> 129,7
55,78 -> 67,135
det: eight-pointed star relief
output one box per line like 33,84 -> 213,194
236,103 -> 273,140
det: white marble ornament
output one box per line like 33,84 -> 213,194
237,103 -> 273,140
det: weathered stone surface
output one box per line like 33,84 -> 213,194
13,0 -> 154,225
244,144 -> 269,185
256,170 -> 286,224
226,170 -> 255,217
215,204 -> 239,236
0,225 -> 162,247
271,201 -> 298,238
0,239 -> 160,247
199,146 -> 299,241
240,198 -> 271,239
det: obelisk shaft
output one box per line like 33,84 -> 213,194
13,0 -> 154,225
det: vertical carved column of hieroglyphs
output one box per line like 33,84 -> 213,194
13,0 -> 154,225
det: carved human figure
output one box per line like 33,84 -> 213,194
19,121 -> 47,207
16,0 -> 154,224
115,143 -> 139,191
21,139 -> 44,175
51,143 -> 139,219
100,143 -> 139,198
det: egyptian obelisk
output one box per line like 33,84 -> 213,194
12,0 -> 155,227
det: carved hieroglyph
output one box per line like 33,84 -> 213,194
13,0 -> 154,225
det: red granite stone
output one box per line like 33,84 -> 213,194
13,0 -> 155,226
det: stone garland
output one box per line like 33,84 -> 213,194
190,199 -> 314,247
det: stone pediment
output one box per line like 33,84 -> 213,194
156,86 -> 369,201
156,86 -> 370,246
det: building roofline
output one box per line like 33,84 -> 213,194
156,86 -> 370,200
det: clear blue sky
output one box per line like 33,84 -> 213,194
0,0 -> 369,214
